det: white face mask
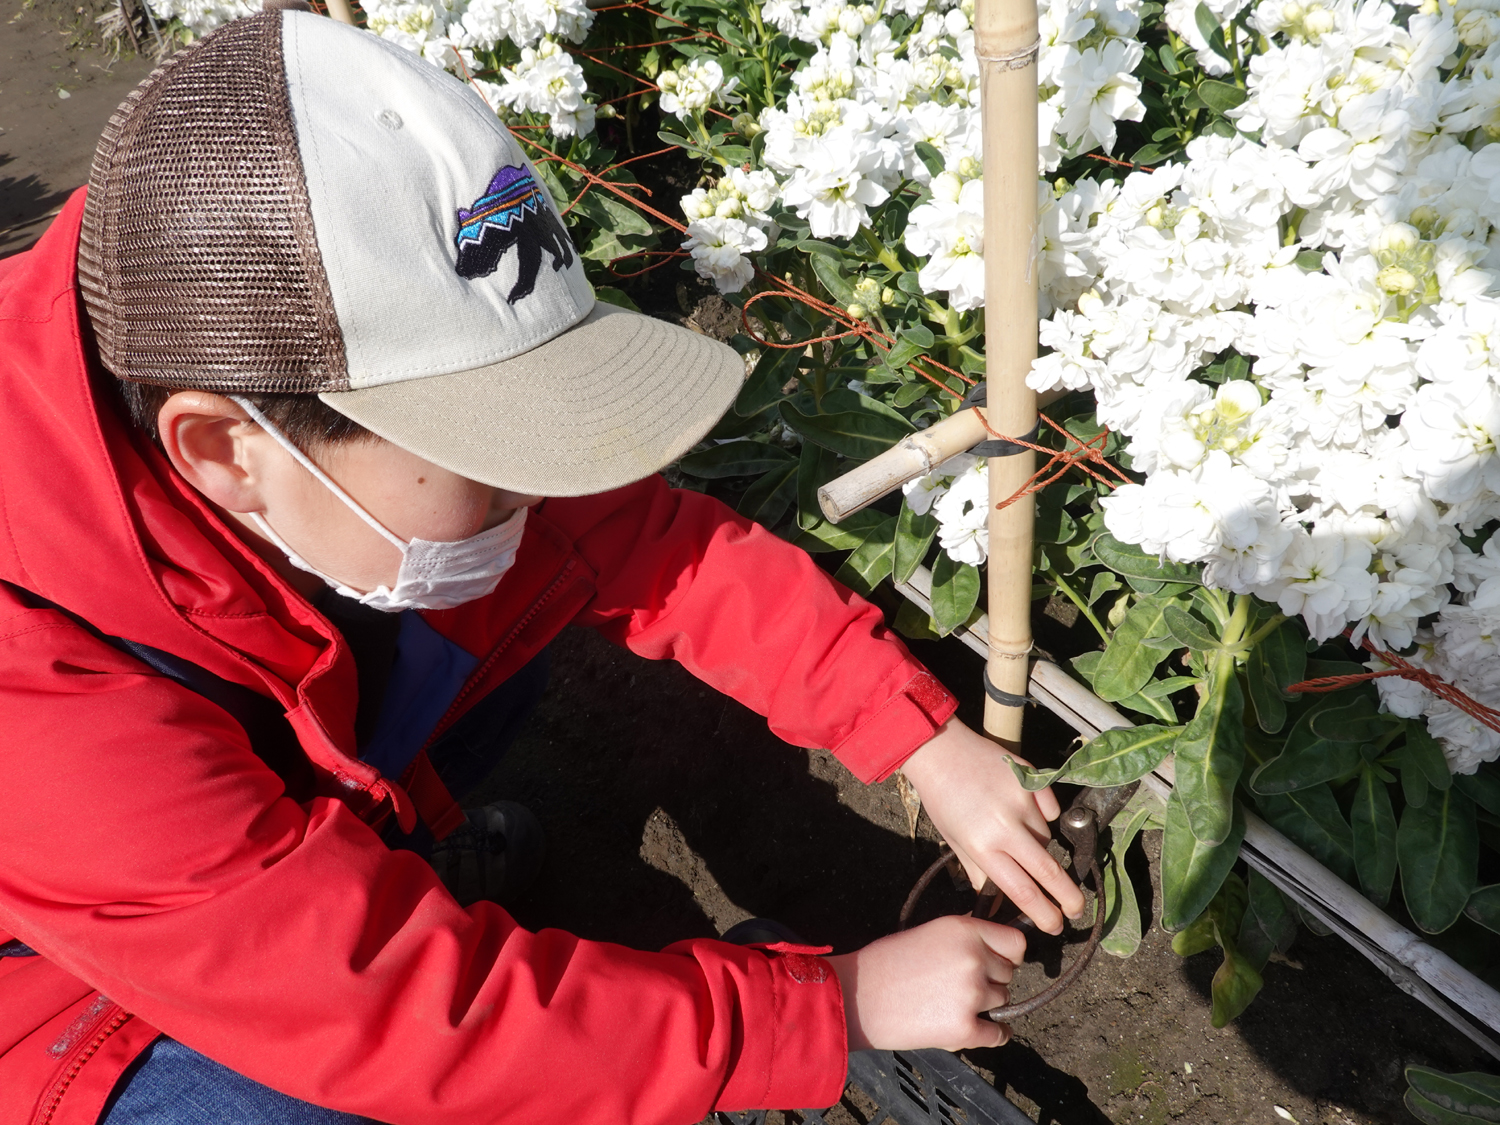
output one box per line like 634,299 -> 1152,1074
231,396 -> 527,612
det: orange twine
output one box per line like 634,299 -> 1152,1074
1287,634 -> 1500,734
973,409 -> 1133,510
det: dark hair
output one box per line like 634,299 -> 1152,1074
116,380 -> 373,448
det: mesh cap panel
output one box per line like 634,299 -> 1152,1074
78,12 -> 348,391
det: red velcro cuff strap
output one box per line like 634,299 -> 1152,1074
832,671 -> 959,784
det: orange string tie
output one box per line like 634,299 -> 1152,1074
739,275 -> 977,400
1286,634 -> 1500,735
973,409 -> 1133,510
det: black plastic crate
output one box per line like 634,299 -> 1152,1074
715,1049 -> 1033,1125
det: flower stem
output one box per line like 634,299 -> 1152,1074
1051,570 -> 1111,645
859,226 -> 905,274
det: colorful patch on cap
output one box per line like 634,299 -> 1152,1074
454,163 -> 575,303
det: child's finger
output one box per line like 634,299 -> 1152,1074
980,851 -> 1065,934
971,918 -> 1026,966
1008,832 -> 1087,920
1032,782 -> 1062,822
968,1015 -> 1011,1049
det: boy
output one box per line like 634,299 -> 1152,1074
0,8 -> 1084,1124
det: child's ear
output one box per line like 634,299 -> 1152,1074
157,391 -> 268,514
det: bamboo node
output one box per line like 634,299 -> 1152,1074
976,37 -> 1040,70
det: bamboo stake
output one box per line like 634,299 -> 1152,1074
325,0 -> 357,24
976,0 -> 1040,747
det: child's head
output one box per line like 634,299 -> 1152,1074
81,6 -> 742,602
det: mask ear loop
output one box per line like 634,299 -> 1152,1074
230,395 -> 408,554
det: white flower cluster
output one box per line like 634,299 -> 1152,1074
175,0 -> 601,137
681,169 -> 780,293
476,37 -> 595,137
674,0 -> 1145,296
908,0 -> 1500,770
142,0 -> 256,38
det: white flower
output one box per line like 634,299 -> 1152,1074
1256,527 -> 1378,641
493,38 -> 595,136
683,217 -> 769,293
658,58 -> 741,118
905,178 -> 986,309
1055,38 -> 1147,155
780,130 -> 890,239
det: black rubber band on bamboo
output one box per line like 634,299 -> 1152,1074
983,667 -> 1028,708
962,385 -> 1039,457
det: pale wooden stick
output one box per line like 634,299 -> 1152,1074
976,0 -> 1040,746
818,409 -> 991,523
325,0 -> 356,24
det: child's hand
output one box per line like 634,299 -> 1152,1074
826,915 -> 1024,1051
898,717 -> 1086,934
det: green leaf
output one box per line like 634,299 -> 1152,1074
1088,570 -> 1122,606
1407,1089 -> 1500,1125
1007,724 -> 1181,791
1141,675 -> 1199,699
570,188 -> 655,237
592,286 -> 641,312
1116,686 -> 1181,724
1101,793 -> 1157,958
893,502 -> 938,584
1198,79 -> 1248,114
1171,911 -> 1218,957
1162,604 -> 1222,651
797,508 -> 888,552
1457,767 -> 1500,818
930,553 -> 981,637
1209,931 -> 1264,1027
1250,733 -> 1360,794
1406,722 -> 1454,791
1094,596 -> 1175,703
1405,1066 -> 1500,1123
1160,793 -> 1245,931
796,442 -> 840,532
893,599 -> 942,643
736,347 -> 801,417
1464,885 -> 1500,936
677,440 -> 796,479
1173,656 -> 1246,846
832,516 -> 897,597
1352,763 -> 1398,907
913,140 -> 946,177
1238,870 -> 1297,972
1246,620 -> 1306,733
1256,784 -> 1356,884
1309,695 -> 1388,742
1091,532 -> 1202,585
1399,787 -> 1479,933
736,463 -> 798,528
779,392 -> 916,460
810,252 -> 857,308
1193,3 -> 1232,60
582,227 -> 656,264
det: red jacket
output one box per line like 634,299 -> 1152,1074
0,191 -> 958,1125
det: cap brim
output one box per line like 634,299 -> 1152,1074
318,304 -> 743,496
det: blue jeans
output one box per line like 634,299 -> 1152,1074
101,650 -> 549,1125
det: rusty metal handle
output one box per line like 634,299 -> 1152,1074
898,805 -> 1105,1023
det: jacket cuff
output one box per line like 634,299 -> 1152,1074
831,671 -> 959,784
714,947 -> 848,1112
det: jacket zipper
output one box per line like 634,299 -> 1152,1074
418,558 -> 579,755
33,1006 -> 131,1125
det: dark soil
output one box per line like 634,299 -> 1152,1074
2,10 -> 1488,1123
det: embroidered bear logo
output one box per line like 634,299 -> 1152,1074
453,164 -> 575,302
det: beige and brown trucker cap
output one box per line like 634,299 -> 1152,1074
77,8 -> 742,496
